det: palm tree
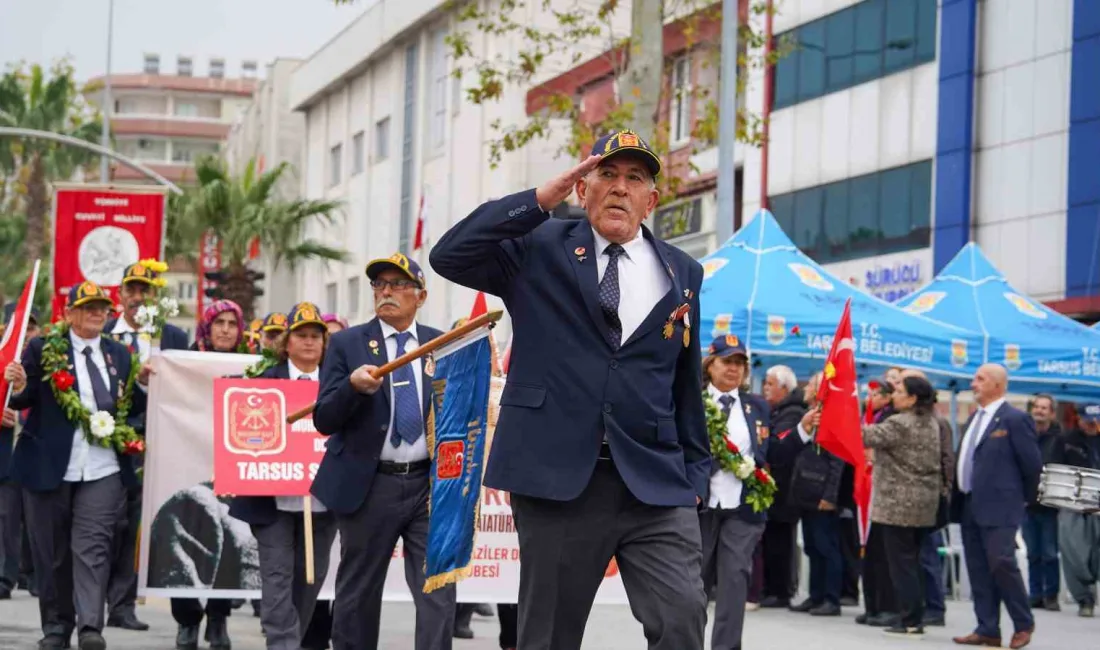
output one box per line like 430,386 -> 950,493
0,61 -> 102,263
169,155 -> 347,319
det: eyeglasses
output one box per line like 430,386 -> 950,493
370,279 -> 420,291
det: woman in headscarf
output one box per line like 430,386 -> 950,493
230,302 -> 338,650
321,313 -> 348,335
194,299 -> 246,353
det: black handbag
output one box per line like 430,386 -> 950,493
791,445 -> 832,510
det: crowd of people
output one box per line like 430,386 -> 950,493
0,127 -> 1097,650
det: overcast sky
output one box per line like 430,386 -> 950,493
0,0 -> 366,81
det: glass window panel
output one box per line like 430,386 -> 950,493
848,174 -> 879,256
853,0 -> 885,83
823,183 -> 850,263
879,166 -> 912,254
909,161 -> 932,230
793,187 -> 824,256
773,40 -> 798,109
797,22 -> 826,101
768,194 -> 795,235
915,0 -> 938,62
884,0 -> 917,72
825,10 -> 855,92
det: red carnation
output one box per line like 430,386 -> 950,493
725,439 -> 740,454
52,370 -> 75,392
754,468 -> 771,484
123,439 -> 145,456
790,325 -> 802,336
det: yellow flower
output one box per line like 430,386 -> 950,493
139,258 -> 169,273
153,278 -> 168,288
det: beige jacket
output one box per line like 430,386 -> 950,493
863,410 -> 942,528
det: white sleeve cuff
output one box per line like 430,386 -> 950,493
797,422 -> 813,444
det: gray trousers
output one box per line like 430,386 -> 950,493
106,484 -> 142,617
1059,510 -> 1100,606
700,510 -> 764,650
24,474 -> 125,637
331,469 -> 455,650
252,511 -> 337,650
0,478 -> 22,591
511,461 -> 707,650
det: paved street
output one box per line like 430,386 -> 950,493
0,591 -> 1095,649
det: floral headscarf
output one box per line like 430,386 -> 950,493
322,313 -> 348,330
197,299 -> 245,352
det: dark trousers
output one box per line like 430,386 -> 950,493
171,598 -> 234,626
761,520 -> 796,601
106,484 -> 142,618
498,603 -> 517,649
331,468 -> 455,650
24,474 -> 125,638
920,529 -> 946,615
961,499 -> 1034,637
802,510 -> 842,606
0,478 -> 22,591
862,525 -> 896,616
840,515 -> 861,601
511,461 -> 706,650
301,600 -> 332,649
881,524 -> 931,628
747,539 -> 764,603
1021,509 -> 1060,600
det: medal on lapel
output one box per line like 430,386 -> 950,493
369,339 -> 380,356
574,246 -> 587,262
682,309 -> 691,348
424,354 -> 436,378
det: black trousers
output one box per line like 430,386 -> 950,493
171,598 -> 233,626
761,520 -> 796,600
498,603 -> 517,649
840,516 -> 861,601
862,525 -> 896,616
301,599 -> 332,649
880,524 -> 930,628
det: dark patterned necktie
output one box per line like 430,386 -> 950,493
598,243 -> 626,348
81,347 -> 115,412
390,331 -> 423,447
719,393 -> 736,418
298,376 -> 314,381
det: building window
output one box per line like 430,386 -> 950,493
347,277 -> 360,318
374,117 -> 390,162
171,140 -> 219,163
429,27 -> 448,150
772,0 -> 937,110
768,159 -> 932,264
669,55 -> 691,144
329,143 -> 342,187
326,282 -> 338,314
351,131 -> 365,176
175,102 -> 199,117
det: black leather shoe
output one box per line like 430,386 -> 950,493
789,598 -> 817,613
1044,596 -> 1061,611
0,587 -> 11,600
454,624 -> 475,639
474,603 -> 495,617
107,612 -> 150,631
923,612 -> 946,627
175,624 -> 199,650
37,636 -> 70,650
205,616 -> 232,650
840,596 -> 859,607
868,612 -> 899,627
810,602 -> 842,616
760,596 -> 790,608
77,630 -> 106,650
856,613 -> 870,625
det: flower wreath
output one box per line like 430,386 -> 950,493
41,322 -> 144,455
703,390 -> 777,513
244,347 -> 279,378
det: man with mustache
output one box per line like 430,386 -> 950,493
311,252 -> 454,650
101,262 -> 189,632
431,130 -> 709,650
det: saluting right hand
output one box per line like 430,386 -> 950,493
4,362 -> 26,394
535,155 -> 602,211
350,365 -> 384,395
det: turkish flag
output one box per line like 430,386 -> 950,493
814,298 -> 871,544
413,194 -> 427,252
469,291 -> 488,319
1,260 -> 41,410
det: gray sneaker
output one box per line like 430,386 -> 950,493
1079,603 -> 1095,618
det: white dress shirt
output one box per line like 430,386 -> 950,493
111,318 -> 152,363
277,361 -> 328,513
64,331 -> 121,483
593,227 -> 670,344
378,320 -> 429,463
707,385 -> 754,509
957,397 -> 1006,492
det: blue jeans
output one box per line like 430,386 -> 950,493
1021,510 -> 1060,599
920,529 -> 946,615
802,511 -> 842,606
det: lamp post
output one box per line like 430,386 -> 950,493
715,0 -> 738,247
99,0 -> 115,183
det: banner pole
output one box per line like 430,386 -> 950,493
303,497 -> 315,585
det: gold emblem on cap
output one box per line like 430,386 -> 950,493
297,303 -> 319,322
725,334 -> 739,347
131,264 -> 147,276
80,281 -> 98,296
271,313 -> 287,326
389,253 -> 409,269
619,132 -> 639,147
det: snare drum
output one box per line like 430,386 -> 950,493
1038,464 -> 1100,513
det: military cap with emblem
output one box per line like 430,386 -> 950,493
591,129 -> 662,178
120,261 -> 159,286
67,281 -> 114,308
288,302 -> 326,331
365,252 -> 426,288
707,334 -> 748,359
1080,403 -> 1100,423
261,312 -> 288,333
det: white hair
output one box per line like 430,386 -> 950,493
766,365 -> 798,392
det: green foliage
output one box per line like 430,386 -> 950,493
244,347 -> 279,378
703,388 -> 777,512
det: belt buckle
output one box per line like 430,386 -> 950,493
394,461 -> 411,476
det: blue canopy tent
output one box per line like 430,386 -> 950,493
896,243 -> 1100,400
698,211 -> 983,388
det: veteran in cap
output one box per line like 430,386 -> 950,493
260,312 -> 288,351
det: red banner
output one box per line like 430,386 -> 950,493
51,185 -> 167,319
212,378 -> 324,496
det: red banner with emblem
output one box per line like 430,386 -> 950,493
50,184 -> 167,319
212,378 -> 324,496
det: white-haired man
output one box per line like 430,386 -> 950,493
759,365 -> 807,609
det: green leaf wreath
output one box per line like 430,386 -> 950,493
703,390 -> 778,513
41,322 -> 144,455
244,347 -> 278,378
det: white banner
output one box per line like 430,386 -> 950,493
138,350 -> 630,604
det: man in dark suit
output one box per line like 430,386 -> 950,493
0,304 -> 38,600
103,261 -> 190,632
3,281 -> 150,650
951,364 -> 1042,649
311,252 -> 454,650
431,129 -> 710,650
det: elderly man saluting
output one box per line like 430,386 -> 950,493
431,130 -> 710,650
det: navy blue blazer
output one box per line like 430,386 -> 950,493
430,189 -> 710,507
704,390 -> 772,522
105,319 -> 190,354
951,402 -> 1042,528
310,318 -> 442,515
9,334 -> 147,492
230,361 -> 297,526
